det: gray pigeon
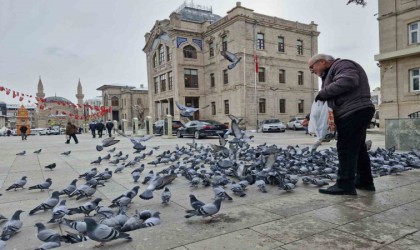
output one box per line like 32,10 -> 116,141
185,198 -> 222,219
139,175 -> 176,200
33,149 -> 42,154
29,191 -> 60,215
84,218 -> 132,247
138,211 -> 161,228
6,176 -> 27,191
121,214 -> 141,232
61,218 -> 87,234
44,163 -> 56,171
16,150 -> 25,156
221,50 -> 242,70
28,178 -> 52,191
189,194 -> 205,210
107,147 -> 116,153
96,137 -> 120,151
90,157 -> 102,164
47,200 -> 69,223
61,151 -> 71,156
1,210 -> 24,240
58,179 -> 78,196
175,102 -> 209,118
35,222 -> 60,244
68,198 -> 102,216
161,187 -> 171,204
34,239 -> 61,250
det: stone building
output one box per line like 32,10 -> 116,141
374,0 -> 420,124
96,84 -> 149,127
143,2 -> 319,127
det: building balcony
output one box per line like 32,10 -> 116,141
375,45 -> 420,61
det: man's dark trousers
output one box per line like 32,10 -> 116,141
335,107 -> 375,190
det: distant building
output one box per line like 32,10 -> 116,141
96,84 -> 149,127
374,0 -> 420,123
6,103 -> 37,129
371,87 -> 381,109
143,2 -> 319,127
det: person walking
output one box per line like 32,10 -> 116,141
89,121 -> 96,138
105,119 -> 114,137
96,120 -> 105,138
65,121 -> 79,144
19,125 -> 28,140
308,54 -> 375,196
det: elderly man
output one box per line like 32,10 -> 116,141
308,54 -> 375,195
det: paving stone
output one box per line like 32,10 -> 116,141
302,204 -> 374,225
371,200 -> 420,229
379,238 -> 420,250
407,231 -> 420,241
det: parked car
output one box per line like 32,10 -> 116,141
30,128 -> 45,135
260,119 -> 286,133
176,120 -> 228,139
287,117 -> 305,130
369,110 -> 380,128
153,120 -> 184,135
38,127 -> 61,135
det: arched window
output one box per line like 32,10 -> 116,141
111,96 -> 119,106
183,45 -> 197,59
159,45 -> 165,64
153,53 -> 157,67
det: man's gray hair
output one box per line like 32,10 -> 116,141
310,54 -> 335,62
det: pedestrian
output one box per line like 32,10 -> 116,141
19,125 -> 28,140
308,54 -> 375,195
6,129 -> 11,136
65,121 -> 79,144
89,121 -> 96,138
302,113 -> 310,134
105,119 -> 114,137
96,120 -> 104,138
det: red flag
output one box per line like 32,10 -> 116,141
19,97 -> 24,102
13,91 -> 17,98
254,52 -> 259,73
0,86 -> 4,91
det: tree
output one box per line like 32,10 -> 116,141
347,0 -> 367,6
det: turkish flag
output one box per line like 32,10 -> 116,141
254,52 -> 259,73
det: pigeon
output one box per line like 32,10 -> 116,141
44,163 -> 56,171
152,146 -> 160,150
84,218 -> 132,247
230,181 -> 246,197
139,175 -> 176,200
61,218 -> 87,234
6,176 -> 27,191
68,198 -> 102,216
1,210 -> 24,240
175,102 -> 209,118
107,147 -> 116,153
35,222 -> 61,244
161,187 -> 171,204
102,153 -> 111,160
58,179 -> 78,196
138,211 -> 161,228
255,179 -> 267,193
112,186 -> 140,204
189,194 -> 205,210
121,214 -> 141,232
366,140 -> 372,151
114,163 -> 125,174
96,137 -> 120,151
131,168 -> 142,182
34,238 -> 61,250
90,157 -> 102,164
95,206 -> 115,219
142,170 -> 154,184
16,150 -> 25,156
79,168 -> 97,179
33,149 -> 42,154
185,198 -> 223,219
61,151 -> 71,156
29,191 -> 60,215
212,184 -> 233,200
221,50 -> 242,70
47,200 -> 68,223
60,231 -> 87,244
75,184 -> 98,200
28,178 -> 52,191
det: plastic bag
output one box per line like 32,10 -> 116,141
308,101 -> 335,141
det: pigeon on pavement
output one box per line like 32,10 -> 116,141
33,149 -> 42,154
47,200 -> 68,223
28,178 -> 52,191
58,179 -> 78,196
16,150 -> 25,156
34,222 -> 61,244
44,163 -> 56,171
185,198 -> 223,219
96,137 -> 120,152
189,194 -> 205,210
84,217 -> 132,247
138,211 -> 161,228
161,187 -> 171,204
6,176 -> 27,191
68,198 -> 102,216
1,210 -> 24,240
29,191 -> 60,215
61,151 -> 71,156
61,218 -> 87,234
139,175 -> 176,200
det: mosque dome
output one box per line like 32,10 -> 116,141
45,96 -> 73,104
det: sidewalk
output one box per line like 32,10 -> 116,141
0,131 -> 419,250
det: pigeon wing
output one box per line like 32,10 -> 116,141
175,102 -> 187,111
221,50 -> 237,63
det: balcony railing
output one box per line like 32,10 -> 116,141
408,111 -> 420,118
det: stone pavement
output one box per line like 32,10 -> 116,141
0,130 -> 419,250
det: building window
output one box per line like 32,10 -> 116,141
298,99 -> 304,113
223,70 -> 228,84
211,102 -> 216,115
298,71 -> 304,85
222,36 -> 227,51
278,36 -> 285,52
183,45 -> 197,59
224,100 -> 229,114
257,33 -> 265,50
279,99 -> 286,113
409,21 -> 420,44
259,68 -> 265,82
297,40 -> 303,55
209,42 -> 214,57
159,45 -> 165,64
153,53 -> 157,68
137,98 -> 142,105
279,69 -> 286,83
168,71 -> 173,90
210,73 -> 215,88
259,98 -> 266,113
166,46 -> 172,61
111,96 -> 119,106
160,74 -> 166,92
154,77 -> 159,94
410,68 -> 419,92
184,68 -> 198,88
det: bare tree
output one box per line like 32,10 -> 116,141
347,0 -> 367,6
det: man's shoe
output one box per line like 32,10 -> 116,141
355,182 -> 376,191
319,185 -> 357,195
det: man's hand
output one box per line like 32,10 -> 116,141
315,94 -> 325,102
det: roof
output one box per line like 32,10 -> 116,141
45,96 -> 73,104
176,3 -> 221,23
96,84 -> 137,91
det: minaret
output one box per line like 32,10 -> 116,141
36,76 -> 45,99
76,78 -> 84,122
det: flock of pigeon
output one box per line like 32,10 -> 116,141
1,114 -> 420,250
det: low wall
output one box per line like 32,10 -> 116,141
385,118 -> 420,150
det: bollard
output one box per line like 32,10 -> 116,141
121,119 -> 128,135
113,120 -> 118,135
146,116 -> 152,135
163,114 -> 174,139
132,117 -> 138,136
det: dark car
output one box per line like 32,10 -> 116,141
176,120 -> 228,139
153,120 -> 184,135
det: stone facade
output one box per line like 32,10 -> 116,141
96,85 -> 149,127
143,2 -> 319,128
374,0 -> 420,128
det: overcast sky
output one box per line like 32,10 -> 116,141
0,0 -> 379,104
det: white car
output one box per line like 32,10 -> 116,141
287,117 -> 305,130
261,119 -> 286,133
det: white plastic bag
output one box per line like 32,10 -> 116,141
308,101 -> 335,141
